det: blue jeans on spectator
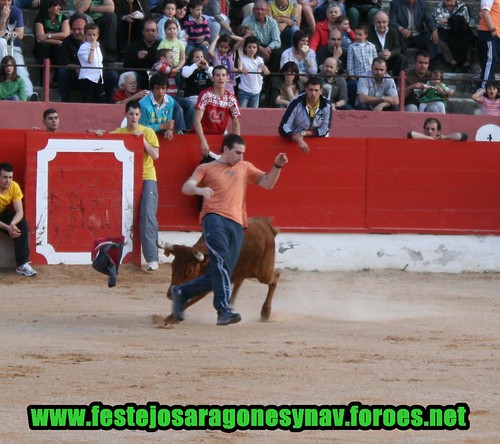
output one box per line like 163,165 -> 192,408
140,180 -> 159,263
174,213 -> 244,315
237,90 -> 260,108
185,41 -> 209,59
172,95 -> 195,132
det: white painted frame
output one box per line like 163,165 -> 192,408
36,139 -> 135,264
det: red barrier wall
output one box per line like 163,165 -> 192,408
156,135 -> 500,234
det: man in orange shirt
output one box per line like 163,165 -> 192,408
170,134 -> 288,325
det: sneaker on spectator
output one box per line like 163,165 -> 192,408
16,262 -> 37,277
147,261 -> 159,271
29,92 -> 39,101
170,285 -> 185,321
217,311 -> 241,326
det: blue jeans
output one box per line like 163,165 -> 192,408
237,90 -> 260,108
172,95 -> 195,131
175,213 -> 244,314
140,180 -> 159,263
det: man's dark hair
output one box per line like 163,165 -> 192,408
143,19 -> 158,31
424,117 -> 441,131
371,57 -> 387,68
149,72 -> 168,89
305,76 -> 323,88
414,50 -> 429,60
43,108 -> 58,119
220,134 -> 245,152
126,101 -> 141,112
0,162 -> 13,173
213,64 -> 229,76
69,12 -> 88,27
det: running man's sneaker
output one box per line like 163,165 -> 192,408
16,262 -> 37,277
217,311 -> 241,326
147,261 -> 159,271
170,285 -> 185,321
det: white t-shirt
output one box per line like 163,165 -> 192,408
239,54 -> 264,94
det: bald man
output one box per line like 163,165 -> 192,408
368,10 -> 406,78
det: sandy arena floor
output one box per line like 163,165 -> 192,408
0,264 -> 498,443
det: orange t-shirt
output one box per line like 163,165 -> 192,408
192,160 -> 265,227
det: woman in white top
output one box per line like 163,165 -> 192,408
280,30 -> 317,84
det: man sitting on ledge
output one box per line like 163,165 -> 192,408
407,117 -> 468,141
0,162 -> 37,277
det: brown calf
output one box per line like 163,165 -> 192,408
163,217 -> 280,323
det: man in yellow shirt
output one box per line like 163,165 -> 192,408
111,101 -> 161,271
0,162 -> 36,276
169,134 -> 288,326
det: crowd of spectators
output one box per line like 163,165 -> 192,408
0,0 -> 498,117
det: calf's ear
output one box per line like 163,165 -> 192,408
163,243 -> 176,257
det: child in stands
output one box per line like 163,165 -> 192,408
77,23 -> 104,103
237,35 -> 270,108
208,34 -> 244,94
152,48 -> 179,95
181,48 -> 213,104
158,19 -> 186,75
183,0 -> 210,57
418,69 -> 453,114
472,80 -> 500,117
157,0 -> 180,41
0,56 -> 26,101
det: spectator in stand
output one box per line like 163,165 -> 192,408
297,0 -> 316,33
0,55 -> 26,100
112,71 -> 149,104
194,65 -> 241,158
204,0 -> 232,43
183,0 -> 210,57
157,0 -> 180,41
228,0 -> 254,29
158,19 -> 186,74
237,35 -> 270,108
115,0 -> 150,54
368,11 -> 406,78
139,72 -> 175,138
404,50 -> 436,112
310,2 -> 342,52
346,0 -> 381,30
182,47 -> 213,104
280,30 -> 317,84
314,0 -> 346,22
77,23 -> 105,103
347,23 -> 377,78
279,76 -> 332,153
33,0 -> 69,83
478,0 -> 500,86
418,69 -> 453,113
269,61 -> 301,108
321,56 -> 350,109
0,0 -> 35,99
0,162 -> 37,277
123,19 -> 160,89
316,28 -> 344,69
268,0 -> 301,47
57,13 -> 117,103
389,0 -> 439,67
433,0 -> 473,73
355,57 -> 399,111
242,0 -> 282,74
209,34 -> 244,94
152,47 -> 194,133
336,15 -> 355,51
74,0 -> 118,63
407,117 -> 468,141
472,80 -> 500,116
